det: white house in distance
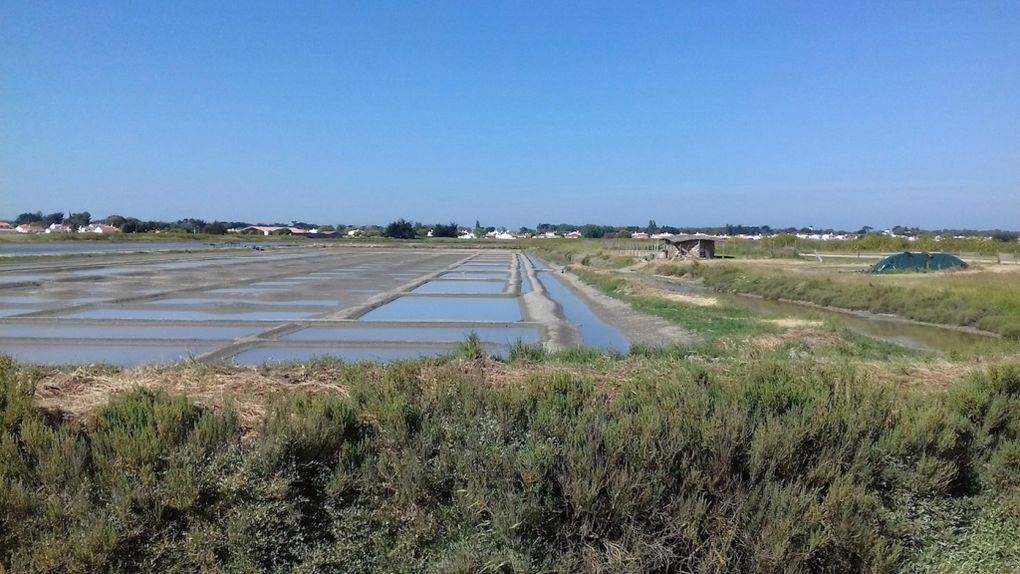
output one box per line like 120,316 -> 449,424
44,223 -> 73,234
234,225 -> 309,236
484,230 -> 516,240
79,223 -> 121,234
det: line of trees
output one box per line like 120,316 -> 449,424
381,220 -> 476,239
10,210 -> 1019,243
536,222 -> 1020,242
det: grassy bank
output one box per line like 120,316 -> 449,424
661,262 -> 1020,340
569,267 -> 775,341
3,354 -> 1019,572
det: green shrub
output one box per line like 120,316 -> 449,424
454,332 -> 485,360
1,357 -> 1019,571
0,355 -> 34,434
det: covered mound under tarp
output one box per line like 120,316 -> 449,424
871,252 -> 968,273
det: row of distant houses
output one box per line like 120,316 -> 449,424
230,225 -> 323,236
0,222 -> 120,234
7,220 -> 1006,244
630,230 -> 1005,242
434,229 -> 532,240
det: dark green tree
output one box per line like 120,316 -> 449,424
202,222 -> 229,235
14,212 -> 43,225
104,215 -> 128,228
580,224 -> 607,239
65,211 -> 91,230
384,219 -> 416,239
431,222 -> 459,238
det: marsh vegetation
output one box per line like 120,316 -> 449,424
2,352 -> 1019,573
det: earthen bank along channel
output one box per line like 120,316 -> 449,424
0,246 -> 683,365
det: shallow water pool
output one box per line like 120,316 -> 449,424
413,281 -> 506,294
231,346 -> 450,364
360,297 -> 521,322
282,326 -> 537,344
65,308 -> 321,321
0,324 -> 261,340
1,343 -> 214,365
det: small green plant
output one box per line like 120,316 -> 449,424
454,332 -> 485,360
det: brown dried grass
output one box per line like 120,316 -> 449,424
626,281 -> 719,306
28,357 -> 688,431
32,362 -> 349,432
853,359 -> 982,394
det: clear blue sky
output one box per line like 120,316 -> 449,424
2,1 -> 1018,230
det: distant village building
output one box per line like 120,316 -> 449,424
657,234 -> 724,260
236,225 -> 307,236
0,222 -> 17,233
15,224 -> 46,234
482,229 -> 516,240
79,224 -> 121,234
45,223 -> 73,234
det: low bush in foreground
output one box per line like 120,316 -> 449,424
2,355 -> 1019,572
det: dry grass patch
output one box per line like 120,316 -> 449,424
27,356 -> 706,433
625,278 -> 720,306
741,327 -> 843,351
765,318 -> 825,329
33,362 -> 349,433
854,359 -> 984,393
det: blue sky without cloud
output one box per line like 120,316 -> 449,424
2,1 -> 1018,229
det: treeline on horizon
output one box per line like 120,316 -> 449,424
535,221 -> 1020,242
8,210 -> 1020,242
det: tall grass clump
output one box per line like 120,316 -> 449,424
2,355 -> 1019,572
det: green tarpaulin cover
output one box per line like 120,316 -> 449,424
871,252 -> 968,273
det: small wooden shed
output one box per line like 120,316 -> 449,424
658,234 -> 724,260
